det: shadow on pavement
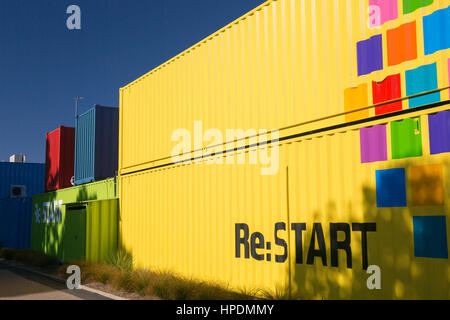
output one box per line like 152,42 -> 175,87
0,263 -> 110,300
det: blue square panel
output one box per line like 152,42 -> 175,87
376,168 -> 407,207
413,216 -> 448,259
405,63 -> 440,108
423,6 -> 450,55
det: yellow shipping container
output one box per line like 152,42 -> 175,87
119,0 -> 450,174
118,0 -> 450,299
120,103 -> 450,299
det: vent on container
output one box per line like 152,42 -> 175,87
10,185 -> 27,198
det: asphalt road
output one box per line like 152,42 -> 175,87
0,263 -> 111,300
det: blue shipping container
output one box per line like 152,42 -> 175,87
74,105 -> 119,185
0,162 -> 45,200
0,198 -> 32,249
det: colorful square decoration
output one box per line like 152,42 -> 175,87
403,0 -> 434,15
405,63 -> 440,108
376,168 -> 407,207
357,35 -> 384,76
372,74 -> 403,115
344,84 -> 369,122
410,164 -> 444,206
413,216 -> 448,259
360,125 -> 388,163
387,21 -> 418,66
391,118 -> 422,159
423,6 -> 450,55
369,0 -> 398,27
429,110 -> 450,155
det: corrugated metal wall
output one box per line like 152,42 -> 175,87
120,103 -> 449,299
117,0 -> 450,299
0,162 -> 45,199
94,106 -> 119,181
60,199 -> 118,263
75,105 -> 119,186
45,126 -> 75,192
0,198 -> 32,249
62,205 -> 86,262
75,108 -> 96,185
31,178 -> 118,259
86,199 -> 118,263
119,0 -> 450,175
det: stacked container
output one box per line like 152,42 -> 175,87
0,162 -> 45,199
45,126 -> 75,192
118,0 -> 450,299
0,162 -> 44,248
74,105 -> 119,186
0,198 -> 32,249
31,178 -> 118,262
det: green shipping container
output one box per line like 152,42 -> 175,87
31,178 -> 118,262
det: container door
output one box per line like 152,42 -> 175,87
63,205 -> 86,262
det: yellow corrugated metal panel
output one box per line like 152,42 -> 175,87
119,0 -> 450,174
120,103 -> 450,299
86,199 -> 119,263
120,155 -> 290,292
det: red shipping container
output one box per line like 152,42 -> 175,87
45,126 -> 75,192
372,74 -> 403,116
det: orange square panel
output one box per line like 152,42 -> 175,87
344,83 -> 369,122
387,21 -> 418,67
410,164 -> 445,206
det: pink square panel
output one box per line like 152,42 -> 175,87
369,0 -> 399,27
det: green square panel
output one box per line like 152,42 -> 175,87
391,118 -> 423,159
403,0 -> 433,14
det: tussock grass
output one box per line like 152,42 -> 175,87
68,260 -> 257,300
105,249 -> 133,272
1,248 -> 300,300
259,286 -> 302,300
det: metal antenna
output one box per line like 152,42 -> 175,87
74,96 -> 84,119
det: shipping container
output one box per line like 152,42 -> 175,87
74,105 -> 119,186
61,199 -> 118,263
0,198 -> 32,249
120,105 -> 449,299
0,162 -> 45,199
118,0 -> 450,299
31,177 -> 118,261
45,126 -> 76,192
119,0 -> 450,175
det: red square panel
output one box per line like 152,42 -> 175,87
372,74 -> 403,116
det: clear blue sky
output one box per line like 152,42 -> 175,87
0,0 -> 265,163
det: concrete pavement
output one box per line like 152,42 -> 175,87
0,263 -> 111,300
